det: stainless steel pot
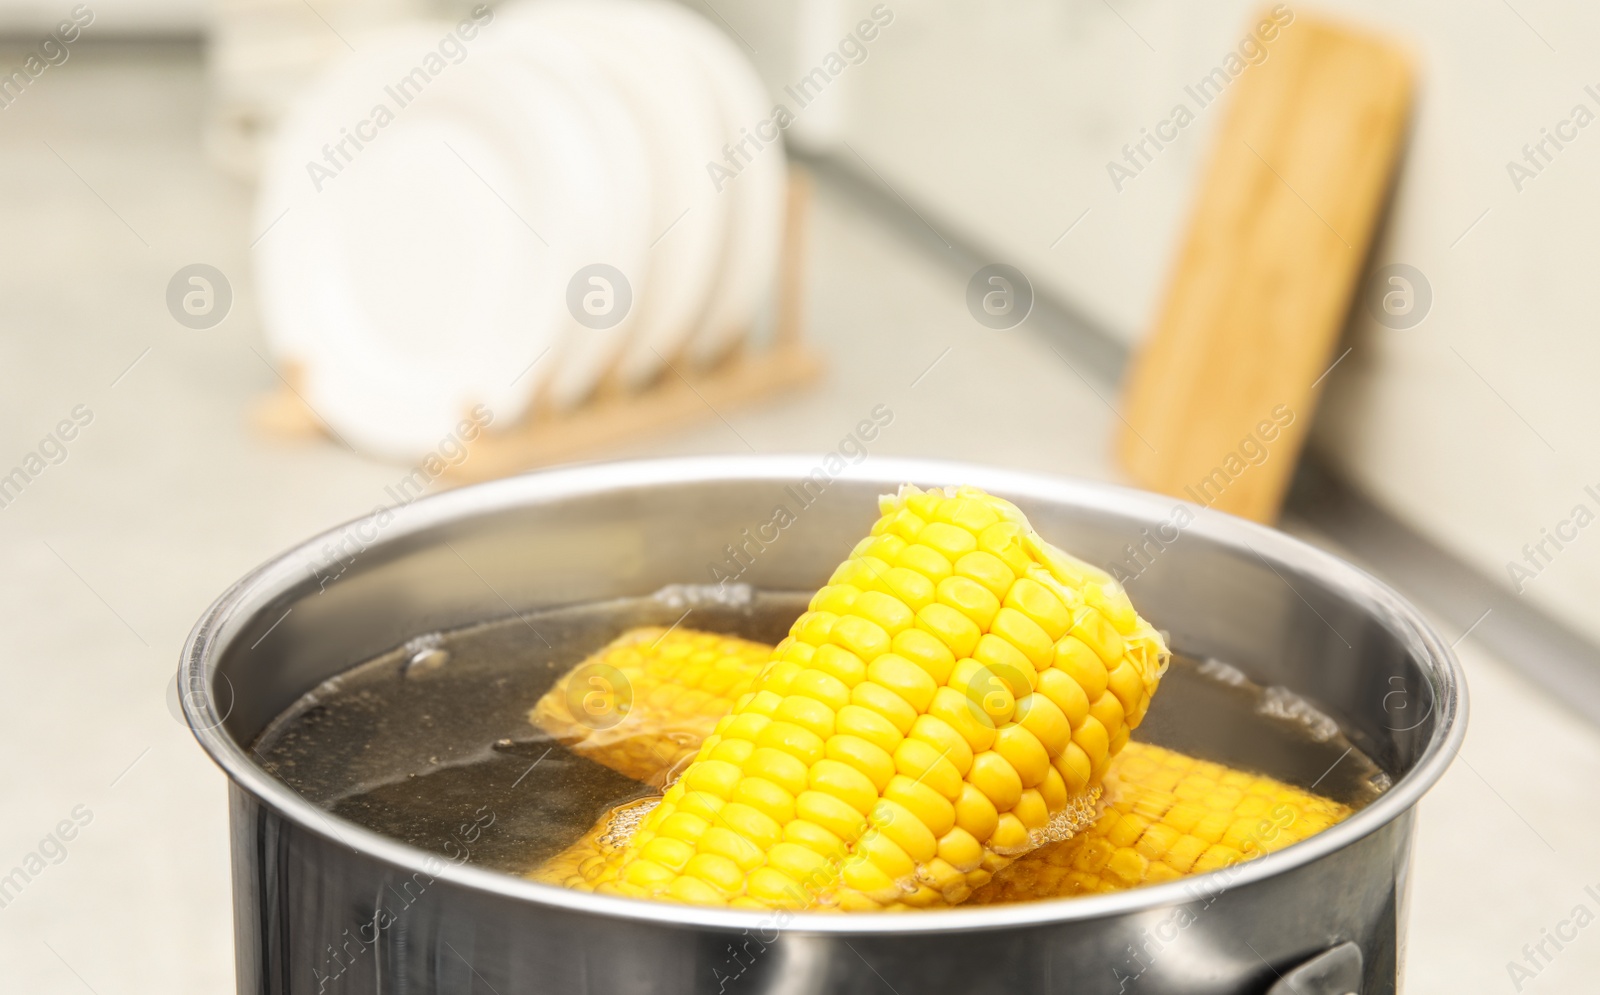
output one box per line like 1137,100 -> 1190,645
181,456 -> 1466,995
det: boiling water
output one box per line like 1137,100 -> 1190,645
253,588 -> 1388,878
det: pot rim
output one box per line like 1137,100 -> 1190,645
182,455 -> 1466,935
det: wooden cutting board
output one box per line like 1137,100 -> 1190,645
1117,11 -> 1412,522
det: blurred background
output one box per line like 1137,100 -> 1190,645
2,0 -> 1599,990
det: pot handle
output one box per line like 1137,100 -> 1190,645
1265,941 -> 1363,995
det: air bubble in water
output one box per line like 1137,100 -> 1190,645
403,633 -> 449,677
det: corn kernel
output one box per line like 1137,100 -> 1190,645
915,603 -> 982,659
937,575 -> 1001,630
919,521 -> 978,560
624,859 -> 677,889
756,721 -> 826,767
881,566 -> 936,612
794,611 -> 838,646
677,792 -> 726,823
919,856 -> 968,891
699,827 -> 765,871
795,790 -> 869,840
971,635 -> 1038,693
720,803 -> 782,851
640,837 -> 695,873
745,690 -> 785,718
810,759 -> 879,815
864,534 -> 907,562
836,703 -> 904,754
969,751 -> 1024,810
1055,743 -> 1092,794
935,496 -> 1001,533
1107,661 -> 1148,717
858,830 -> 916,881
766,842 -> 832,882
1164,835 -> 1208,873
1004,578 -> 1072,640
885,508 -> 926,542
893,737 -> 963,800
1014,693 -> 1072,758
854,590 -> 914,635
709,738 -> 756,766
1053,637 -> 1108,700
1089,693 -> 1126,739
936,828 -> 983,872
976,521 -> 1032,575
1192,845 -> 1244,873
1035,668 -> 1090,729
748,867 -> 807,907
866,653 -> 939,713
891,628 -> 957,685
744,747 -> 809,796
928,686 -> 998,753
1073,716 -> 1110,772
722,712 -> 773,743
825,734 -> 896,791
810,584 -> 860,616
993,724 -> 1052,787
989,813 -> 1031,853
683,760 -> 742,799
883,775 -> 956,837
991,608 -> 1054,669
732,777 -> 796,825
811,644 -> 867,687
1106,847 -> 1149,885
833,615 -> 892,663
851,681 -> 919,734
896,543 -> 953,582
1038,767 -> 1069,811
841,857 -> 902,903
1072,606 -> 1125,665
1191,811 -> 1232,845
775,695 -> 836,741
1012,789 -> 1049,830
787,669 -> 851,713
830,558 -> 880,590
956,553 -> 1015,604
908,714 -> 975,777
871,799 -> 939,863
954,782 -> 999,843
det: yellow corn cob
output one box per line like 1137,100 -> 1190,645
964,743 -> 1352,903
527,629 -> 1349,905
530,744 -> 1349,905
528,626 -> 771,785
591,484 -> 1169,910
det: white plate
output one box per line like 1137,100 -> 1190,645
477,18 -> 655,409
516,0 -> 730,387
638,0 -> 788,368
255,24 -> 610,458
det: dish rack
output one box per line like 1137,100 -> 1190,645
253,171 -> 821,482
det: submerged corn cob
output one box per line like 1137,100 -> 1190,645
587,485 -> 1169,910
534,797 -> 659,890
528,627 -> 770,784
529,743 -> 1349,904
965,743 -> 1352,902
527,629 -> 1349,905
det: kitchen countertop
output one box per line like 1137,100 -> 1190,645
1,41 -> 1595,994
